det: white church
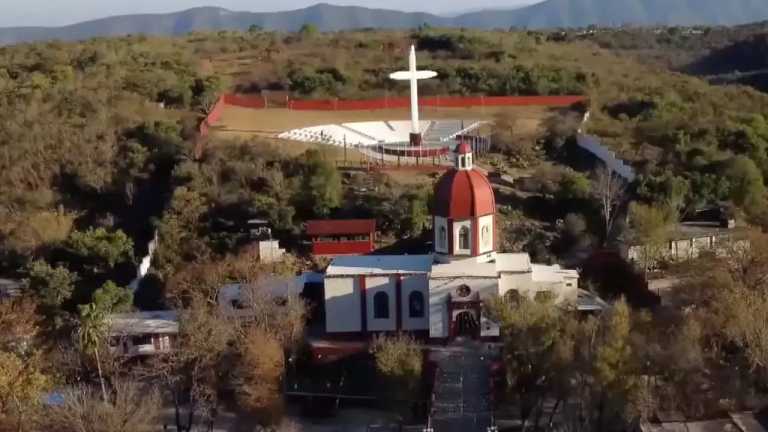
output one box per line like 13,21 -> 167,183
322,143 -> 582,341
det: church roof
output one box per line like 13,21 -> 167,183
326,255 -> 433,277
433,169 -> 495,219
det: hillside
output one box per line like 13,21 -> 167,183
5,0 -> 768,45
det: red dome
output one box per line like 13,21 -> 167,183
434,168 -> 495,219
456,142 -> 472,154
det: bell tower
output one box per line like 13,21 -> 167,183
433,142 -> 496,263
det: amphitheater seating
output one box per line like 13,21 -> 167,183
277,120 -> 481,148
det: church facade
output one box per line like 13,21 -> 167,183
322,143 -> 579,341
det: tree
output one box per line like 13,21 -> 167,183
725,155 -> 767,216
485,295 -> 572,430
593,166 -> 626,242
248,24 -> 263,34
299,152 -> 342,218
557,170 -> 591,201
371,333 -> 423,407
0,351 -> 49,432
192,76 -> 226,114
77,302 -> 110,403
393,191 -> 430,238
91,281 -> 133,314
154,187 -> 212,277
41,381 -> 161,432
298,24 -> 318,39
26,260 -> 77,309
233,328 -> 284,422
628,202 -> 672,272
140,293 -> 237,432
64,228 -> 134,274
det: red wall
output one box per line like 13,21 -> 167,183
288,95 -> 586,111
312,240 -> 373,256
222,94 -> 267,109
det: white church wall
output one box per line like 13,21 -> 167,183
324,277 -> 362,333
401,274 -> 429,331
366,276 -> 397,332
433,217 -> 449,254
453,219 -> 472,256
478,214 -> 494,254
499,272 -> 579,304
499,273 -> 537,298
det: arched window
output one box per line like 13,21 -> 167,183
459,226 -> 470,250
409,291 -> 425,318
373,292 -> 389,319
439,226 -> 447,250
481,225 -> 491,248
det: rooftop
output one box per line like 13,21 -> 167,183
108,311 -> 179,336
431,258 -> 498,278
496,253 -> 532,273
326,255 -> 433,276
307,219 -> 376,236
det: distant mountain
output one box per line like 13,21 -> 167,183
456,0 -> 768,28
3,0 -> 768,45
0,4 -> 449,45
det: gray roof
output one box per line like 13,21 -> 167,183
108,311 -> 178,336
326,255 -> 433,276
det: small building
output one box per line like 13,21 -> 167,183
306,219 -> 376,256
107,311 -> 178,357
628,222 -> 749,270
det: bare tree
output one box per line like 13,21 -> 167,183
594,166 -> 626,242
139,292 -> 238,432
41,381 -> 160,432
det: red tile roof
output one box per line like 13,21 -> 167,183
306,219 -> 376,236
433,168 -> 495,219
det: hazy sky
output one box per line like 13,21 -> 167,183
0,0 -> 540,27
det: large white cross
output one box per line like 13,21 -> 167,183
389,45 -> 438,136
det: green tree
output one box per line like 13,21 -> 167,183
486,295 -> 571,429
394,191 -> 430,238
298,23 -> 318,39
724,156 -> 767,215
154,187 -> 212,277
628,202 -> 672,272
77,303 -> 109,402
301,154 -> 342,217
91,281 -> 133,314
26,260 -> 77,308
557,170 -> 591,201
371,333 -> 423,410
591,300 -> 641,430
65,228 -> 134,273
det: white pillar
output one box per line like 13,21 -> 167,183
409,46 -> 419,134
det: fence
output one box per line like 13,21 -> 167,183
288,95 -> 586,111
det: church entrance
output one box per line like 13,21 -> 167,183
454,310 -> 480,339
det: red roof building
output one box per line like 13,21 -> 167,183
306,219 -> 376,256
